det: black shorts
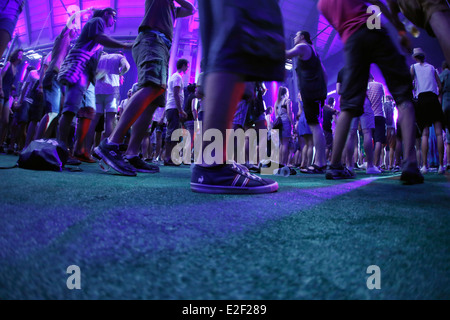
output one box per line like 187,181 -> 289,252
303,100 -> 324,125
340,27 -> 412,117
415,92 -> 445,131
165,108 -> 180,142
374,116 -> 386,144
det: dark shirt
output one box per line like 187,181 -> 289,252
139,0 -> 180,41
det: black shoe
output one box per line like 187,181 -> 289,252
164,160 -> 180,166
400,162 -> 424,185
126,156 -> 160,173
191,162 -> 278,194
66,156 -> 82,166
94,140 -> 137,176
326,164 -> 356,180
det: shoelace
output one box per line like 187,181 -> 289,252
231,162 -> 262,181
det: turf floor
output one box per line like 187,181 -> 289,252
0,154 -> 449,300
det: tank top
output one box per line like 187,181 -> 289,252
296,45 -> 327,102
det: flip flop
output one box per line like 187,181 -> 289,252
305,164 -> 327,174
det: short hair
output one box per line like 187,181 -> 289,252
442,61 -> 450,70
8,48 -> 24,63
176,58 -> 189,70
93,7 -> 116,18
299,31 -> 312,45
327,97 -> 335,105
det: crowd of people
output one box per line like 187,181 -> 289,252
0,0 -> 449,194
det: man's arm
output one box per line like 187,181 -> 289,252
286,43 -> 311,60
94,34 -> 133,50
119,57 -> 130,75
173,86 -> 187,118
174,0 -> 196,18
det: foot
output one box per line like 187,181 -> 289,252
191,162 -> 278,194
438,166 -> 445,175
325,164 -> 356,180
401,162 -> 424,185
125,156 -> 160,173
366,166 -> 381,175
93,139 -> 137,176
420,166 -> 428,175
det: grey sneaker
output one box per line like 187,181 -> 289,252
126,156 -> 160,173
94,139 -> 136,176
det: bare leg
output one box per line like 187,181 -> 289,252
429,11 -> 450,65
109,86 -> 164,145
125,103 -> 158,157
201,72 -> 245,165
330,111 -> 354,166
309,123 -> 327,167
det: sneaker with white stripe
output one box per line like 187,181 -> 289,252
191,162 -> 278,194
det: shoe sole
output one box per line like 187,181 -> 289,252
93,147 -> 137,176
400,172 -> 424,185
190,182 -> 278,194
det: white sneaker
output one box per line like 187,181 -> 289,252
366,166 -> 381,174
420,166 -> 428,174
438,166 -> 445,175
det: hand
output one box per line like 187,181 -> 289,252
123,42 -> 134,50
398,32 -> 412,55
179,110 -> 187,119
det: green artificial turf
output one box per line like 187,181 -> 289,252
0,155 -> 449,300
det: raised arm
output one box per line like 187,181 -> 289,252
174,0 -> 196,18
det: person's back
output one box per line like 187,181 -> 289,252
412,62 -> 439,96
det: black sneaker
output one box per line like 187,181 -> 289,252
94,139 -> 137,176
325,164 -> 356,180
191,162 -> 278,194
400,162 -> 424,185
126,156 -> 160,173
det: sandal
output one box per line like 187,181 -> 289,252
305,164 -> 327,174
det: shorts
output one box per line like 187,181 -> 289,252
415,91 -> 445,131
397,0 -> 450,36
15,100 -> 30,123
351,98 -> 375,130
95,94 -> 118,114
198,0 -> 285,82
132,31 -> 170,89
386,127 -> 396,149
28,95 -> 44,122
62,82 -> 96,120
0,0 -> 22,39
303,100 -> 324,125
43,71 -> 62,114
374,116 -> 386,144
324,130 -> 333,149
340,27 -> 412,117
297,113 -> 312,136
165,108 -> 180,142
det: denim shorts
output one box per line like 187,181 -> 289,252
43,71 -> 62,114
62,81 -> 96,120
95,94 -> 118,114
132,31 -> 170,89
165,108 -> 180,142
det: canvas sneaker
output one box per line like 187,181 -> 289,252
94,139 -> 137,176
366,166 -> 381,175
191,162 -> 278,194
126,156 -> 160,173
325,164 -> 356,180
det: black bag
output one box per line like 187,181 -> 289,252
18,139 -> 69,171
272,116 -> 283,130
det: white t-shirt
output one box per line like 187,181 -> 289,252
166,72 -> 184,110
412,62 -> 439,97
